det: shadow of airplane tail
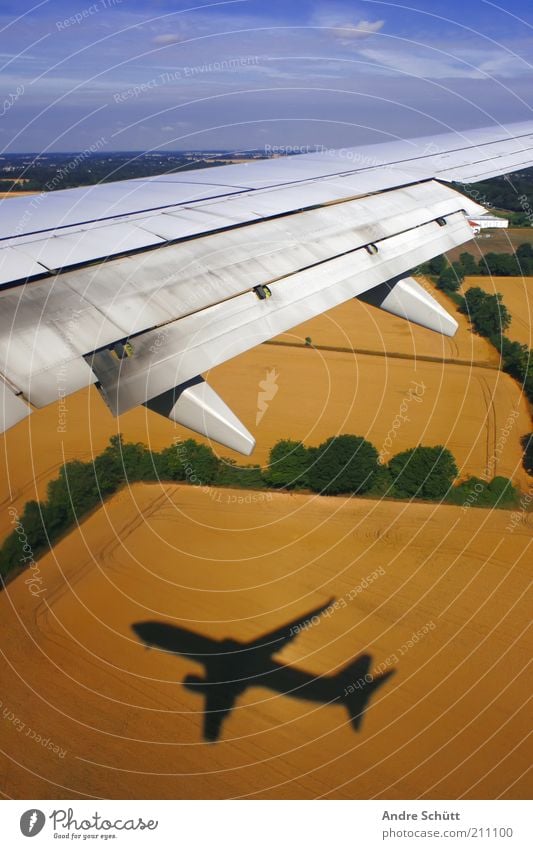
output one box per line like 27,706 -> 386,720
339,654 -> 396,731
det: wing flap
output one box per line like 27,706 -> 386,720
0,379 -> 31,432
0,180 -> 478,439
27,359 -> 96,408
0,180 -> 483,348
0,282 -> 122,404
90,210 -> 473,417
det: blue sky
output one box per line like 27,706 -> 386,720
1,0 -> 531,152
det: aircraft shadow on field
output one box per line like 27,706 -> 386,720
132,600 -> 395,742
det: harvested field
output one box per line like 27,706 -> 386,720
447,228 -> 532,262
275,281 -> 498,365
0,484 -> 530,799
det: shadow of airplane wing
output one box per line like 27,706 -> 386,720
247,598 -> 335,656
132,621 -> 218,661
183,674 -> 239,742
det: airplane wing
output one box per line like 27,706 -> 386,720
131,622 -> 217,661
248,599 -> 335,656
2,120 -> 533,453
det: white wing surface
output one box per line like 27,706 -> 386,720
1,121 -> 532,453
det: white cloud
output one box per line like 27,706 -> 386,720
472,49 -> 532,79
356,45 -> 533,80
332,19 -> 385,44
152,33 -> 184,46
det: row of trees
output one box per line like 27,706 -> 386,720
457,287 -> 533,403
423,244 -> 533,295
494,335 -> 533,404
266,436 -> 459,500
459,287 -> 512,338
0,436 -> 225,580
424,253 -> 468,293
421,257 -> 533,408
0,434 -> 522,584
478,244 -> 533,277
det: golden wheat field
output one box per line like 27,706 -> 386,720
0,191 -> 36,199
0,484 -> 530,799
1,253 -> 531,802
276,281 -> 499,364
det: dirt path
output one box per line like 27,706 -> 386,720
264,339 -> 500,371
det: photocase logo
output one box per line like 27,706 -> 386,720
256,368 -> 279,425
20,809 -> 46,837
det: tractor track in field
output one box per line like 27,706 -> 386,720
263,339 -> 499,370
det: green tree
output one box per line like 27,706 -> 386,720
158,445 -> 187,481
459,252 -> 479,275
92,452 -> 123,495
427,254 -> 447,275
388,445 -> 458,500
171,439 -> 220,485
47,461 -> 101,525
215,460 -> 266,489
474,294 -> 511,337
460,286 -> 486,316
264,440 -> 311,488
437,266 -> 462,292
19,500 -> 48,549
452,261 -> 465,280
446,475 -> 518,508
524,372 -> 533,404
460,288 -> 511,337
521,433 -> 533,475
1,500 -> 54,574
42,474 -> 72,534
480,252 -> 521,276
114,440 -> 158,481
486,476 -> 519,508
92,434 -> 128,493
516,242 -> 533,260
0,533 -> 21,579
508,212 -> 530,227
308,435 -> 379,495
447,476 -> 489,507
497,337 -> 530,380
365,466 -> 394,497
